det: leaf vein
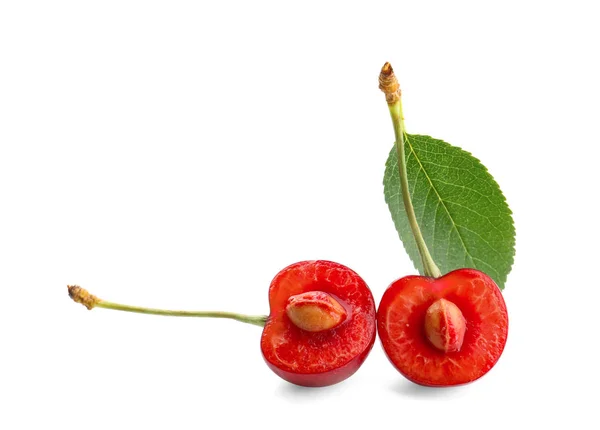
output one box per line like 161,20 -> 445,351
404,133 -> 476,268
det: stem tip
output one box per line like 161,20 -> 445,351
379,62 -> 401,104
68,285 -> 100,310
381,62 -> 393,75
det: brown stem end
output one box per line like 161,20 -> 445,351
68,285 -> 100,310
379,62 -> 401,104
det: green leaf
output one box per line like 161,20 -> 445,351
383,134 -> 515,289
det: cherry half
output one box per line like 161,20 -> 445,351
68,259 -> 376,388
261,260 -> 377,387
377,269 -> 508,386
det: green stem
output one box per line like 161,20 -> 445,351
381,64 -> 441,278
96,301 -> 268,327
67,284 -> 267,327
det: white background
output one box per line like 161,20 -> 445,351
1,1 -> 598,428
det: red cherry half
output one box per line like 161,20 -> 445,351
377,268 -> 508,387
261,260 -> 376,387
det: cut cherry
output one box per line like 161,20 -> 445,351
261,260 -> 377,387
377,63 -> 510,387
68,259 -> 376,388
377,268 -> 508,387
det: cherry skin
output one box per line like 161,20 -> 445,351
377,268 -> 508,387
260,260 -> 377,387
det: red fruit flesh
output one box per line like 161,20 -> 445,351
377,268 -> 508,387
261,260 -> 376,387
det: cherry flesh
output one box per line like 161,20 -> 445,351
261,260 -> 376,387
377,268 -> 508,387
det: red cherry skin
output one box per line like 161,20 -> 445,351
377,268 -> 508,386
261,260 -> 376,387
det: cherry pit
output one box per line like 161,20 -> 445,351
68,62 -> 510,389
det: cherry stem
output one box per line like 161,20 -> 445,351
67,285 -> 268,327
379,63 -> 441,278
